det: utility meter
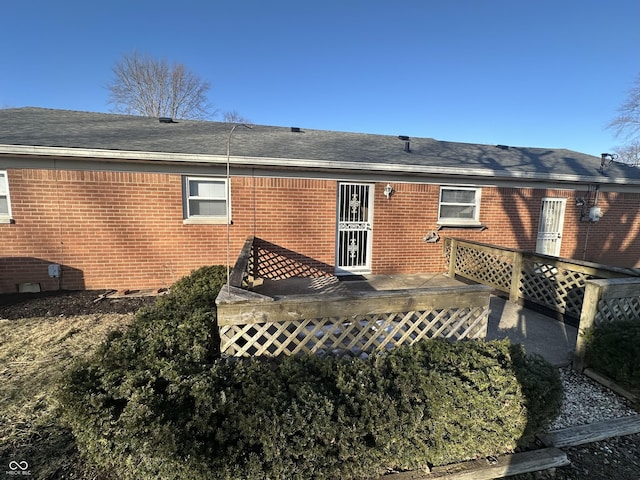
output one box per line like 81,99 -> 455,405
588,206 -> 603,222
48,264 -> 61,278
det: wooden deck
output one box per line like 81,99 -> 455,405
251,273 -> 465,298
243,272 -> 580,366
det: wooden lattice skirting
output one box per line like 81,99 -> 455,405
217,284 -> 491,358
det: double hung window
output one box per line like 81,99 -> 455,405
184,177 -> 229,223
0,171 -> 11,223
438,186 -> 481,225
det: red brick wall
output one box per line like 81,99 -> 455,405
234,176 -> 337,275
372,183 -> 640,273
0,170 -> 337,293
2,168 -> 639,293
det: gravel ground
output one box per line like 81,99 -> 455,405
507,366 -> 639,479
551,366 -> 637,430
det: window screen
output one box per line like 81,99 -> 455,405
438,187 -> 480,223
185,178 -> 228,218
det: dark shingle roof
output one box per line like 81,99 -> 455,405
1,107 -> 638,184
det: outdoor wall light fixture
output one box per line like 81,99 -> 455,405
384,183 -> 394,199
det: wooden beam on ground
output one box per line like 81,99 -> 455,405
583,368 -> 638,404
538,414 -> 640,448
381,448 -> 569,480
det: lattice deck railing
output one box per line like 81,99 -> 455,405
573,277 -> 640,371
229,237 -> 334,289
444,237 -> 639,319
216,284 -> 491,358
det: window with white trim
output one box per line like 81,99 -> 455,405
0,171 -> 11,222
438,186 -> 481,225
183,177 -> 229,223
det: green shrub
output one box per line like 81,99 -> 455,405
584,319 -> 640,393
60,277 -> 563,480
58,265 -> 227,478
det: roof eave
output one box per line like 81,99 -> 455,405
0,144 -> 633,186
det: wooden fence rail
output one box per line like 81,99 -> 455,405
573,277 -> 640,371
444,237 -> 638,320
443,237 -> 640,372
217,283 -> 491,358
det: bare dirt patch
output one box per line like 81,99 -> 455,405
0,289 -> 157,319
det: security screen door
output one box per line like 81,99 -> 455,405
336,183 -> 373,274
536,198 -> 566,256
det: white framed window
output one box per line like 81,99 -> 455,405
183,177 -> 229,224
0,171 -> 12,223
438,186 -> 481,225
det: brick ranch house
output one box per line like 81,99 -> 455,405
1,107 -> 640,294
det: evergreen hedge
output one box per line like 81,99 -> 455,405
584,319 -> 640,395
59,265 -> 562,480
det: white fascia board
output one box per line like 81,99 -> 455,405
0,144 -> 212,163
243,156 -> 619,185
0,144 -> 635,186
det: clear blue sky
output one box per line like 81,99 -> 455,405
2,0 -> 639,156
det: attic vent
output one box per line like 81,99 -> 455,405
496,144 -> 510,150
159,117 -> 174,124
290,127 -> 301,133
398,135 -> 411,152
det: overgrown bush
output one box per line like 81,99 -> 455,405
584,319 -> 640,394
59,265 -> 227,478
59,265 -> 562,480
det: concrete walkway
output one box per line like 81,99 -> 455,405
487,296 -> 578,367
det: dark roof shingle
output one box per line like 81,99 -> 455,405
1,107 -> 637,184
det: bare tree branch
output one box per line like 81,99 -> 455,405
608,73 -> 640,142
613,140 -> 640,167
222,110 -> 251,123
107,51 -> 212,120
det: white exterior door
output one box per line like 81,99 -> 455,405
336,183 -> 373,274
536,198 -> 566,256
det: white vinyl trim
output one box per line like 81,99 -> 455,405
183,176 -> 230,223
0,170 -> 12,222
1,144 -> 634,185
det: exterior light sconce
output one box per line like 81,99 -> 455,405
383,184 -> 394,199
